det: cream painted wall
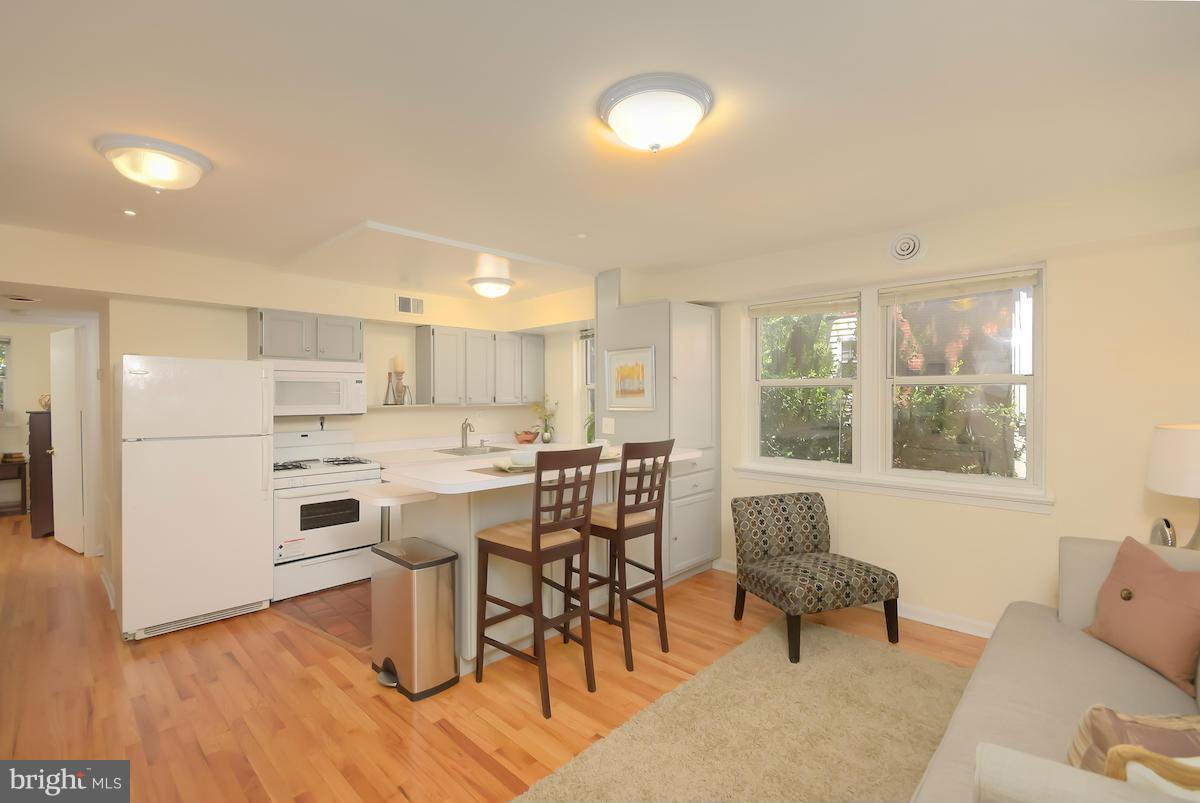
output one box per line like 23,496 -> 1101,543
624,170 -> 1200,630
0,322 -> 63,503
542,330 -> 582,444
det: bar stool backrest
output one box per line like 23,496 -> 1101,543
617,439 -> 674,531
531,446 -> 603,553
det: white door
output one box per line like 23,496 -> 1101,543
50,329 -> 84,553
432,328 -> 465,405
494,333 -> 522,404
122,356 -> 271,439
121,436 -> 272,634
464,331 -> 495,405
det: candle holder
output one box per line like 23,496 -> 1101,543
395,370 -> 412,405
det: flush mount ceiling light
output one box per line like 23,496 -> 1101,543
469,253 -> 514,299
597,73 -> 713,153
94,134 -> 212,190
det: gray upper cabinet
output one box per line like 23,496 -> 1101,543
464,331 -> 495,405
315,315 -> 363,361
253,309 -> 316,359
416,328 -> 543,407
494,333 -> 522,404
251,309 -> 363,362
415,326 -> 465,405
520,334 -> 545,403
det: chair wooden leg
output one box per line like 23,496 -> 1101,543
562,557 -> 572,644
653,534 -> 669,653
578,548 -> 597,692
615,541 -> 634,672
884,598 -> 899,644
531,563 -> 552,718
606,544 -> 617,620
475,548 -> 489,682
786,614 -> 801,663
734,584 -> 746,621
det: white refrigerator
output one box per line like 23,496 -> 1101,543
120,355 -> 274,639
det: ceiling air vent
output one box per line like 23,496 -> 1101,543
890,233 -> 922,262
395,294 -> 425,315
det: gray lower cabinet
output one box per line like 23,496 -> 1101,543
494,333 -> 522,404
250,309 -> 363,362
520,334 -> 545,402
666,490 -> 719,576
315,315 -> 363,361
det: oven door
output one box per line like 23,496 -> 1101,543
273,478 -> 381,564
273,366 -> 367,417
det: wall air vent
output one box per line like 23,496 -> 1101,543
395,295 -> 425,315
890,233 -> 923,262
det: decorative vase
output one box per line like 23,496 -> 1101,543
541,429 -> 553,444
382,371 -> 398,405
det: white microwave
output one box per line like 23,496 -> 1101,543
271,360 -> 367,416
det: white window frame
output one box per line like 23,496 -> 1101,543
0,336 -> 9,414
737,265 -> 1052,514
750,297 -> 861,473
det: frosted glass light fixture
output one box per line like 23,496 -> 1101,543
469,253 -> 514,298
94,134 -> 212,190
598,74 -> 713,153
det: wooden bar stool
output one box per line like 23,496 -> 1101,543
474,445 -> 602,719
567,439 -> 673,672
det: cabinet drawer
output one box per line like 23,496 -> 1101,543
670,448 -> 716,477
670,469 -> 714,499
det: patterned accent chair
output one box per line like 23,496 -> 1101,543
731,492 -> 900,662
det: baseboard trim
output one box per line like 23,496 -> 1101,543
869,600 -> 995,639
712,558 -> 736,574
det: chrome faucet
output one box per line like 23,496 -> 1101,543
461,417 -> 475,449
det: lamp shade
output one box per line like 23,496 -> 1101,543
1146,424 -> 1200,499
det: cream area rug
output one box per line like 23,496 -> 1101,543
516,619 -> 970,803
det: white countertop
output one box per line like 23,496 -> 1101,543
379,445 -> 703,495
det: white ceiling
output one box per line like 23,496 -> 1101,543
1,1 -> 1198,297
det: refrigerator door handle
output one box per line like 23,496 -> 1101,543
261,438 -> 269,493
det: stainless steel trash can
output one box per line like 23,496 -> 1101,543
371,538 -> 458,700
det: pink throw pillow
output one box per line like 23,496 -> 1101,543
1086,537 -> 1200,695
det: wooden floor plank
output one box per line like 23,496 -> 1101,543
0,514 -> 984,802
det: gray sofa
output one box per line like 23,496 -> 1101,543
912,537 -> 1200,803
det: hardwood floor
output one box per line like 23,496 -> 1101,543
0,514 -> 984,802
272,580 -> 373,651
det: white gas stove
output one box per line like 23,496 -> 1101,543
271,431 -> 387,601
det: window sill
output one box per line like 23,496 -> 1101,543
733,462 -> 1055,514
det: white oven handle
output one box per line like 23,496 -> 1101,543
274,479 -> 379,500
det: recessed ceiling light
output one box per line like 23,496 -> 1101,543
598,73 -> 713,153
469,254 -> 515,299
123,209 -> 137,216
94,134 -> 212,190
5,295 -> 39,304
576,233 -> 588,239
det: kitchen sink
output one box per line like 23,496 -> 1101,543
435,445 -> 513,456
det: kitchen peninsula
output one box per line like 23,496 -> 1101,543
370,443 -> 705,674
